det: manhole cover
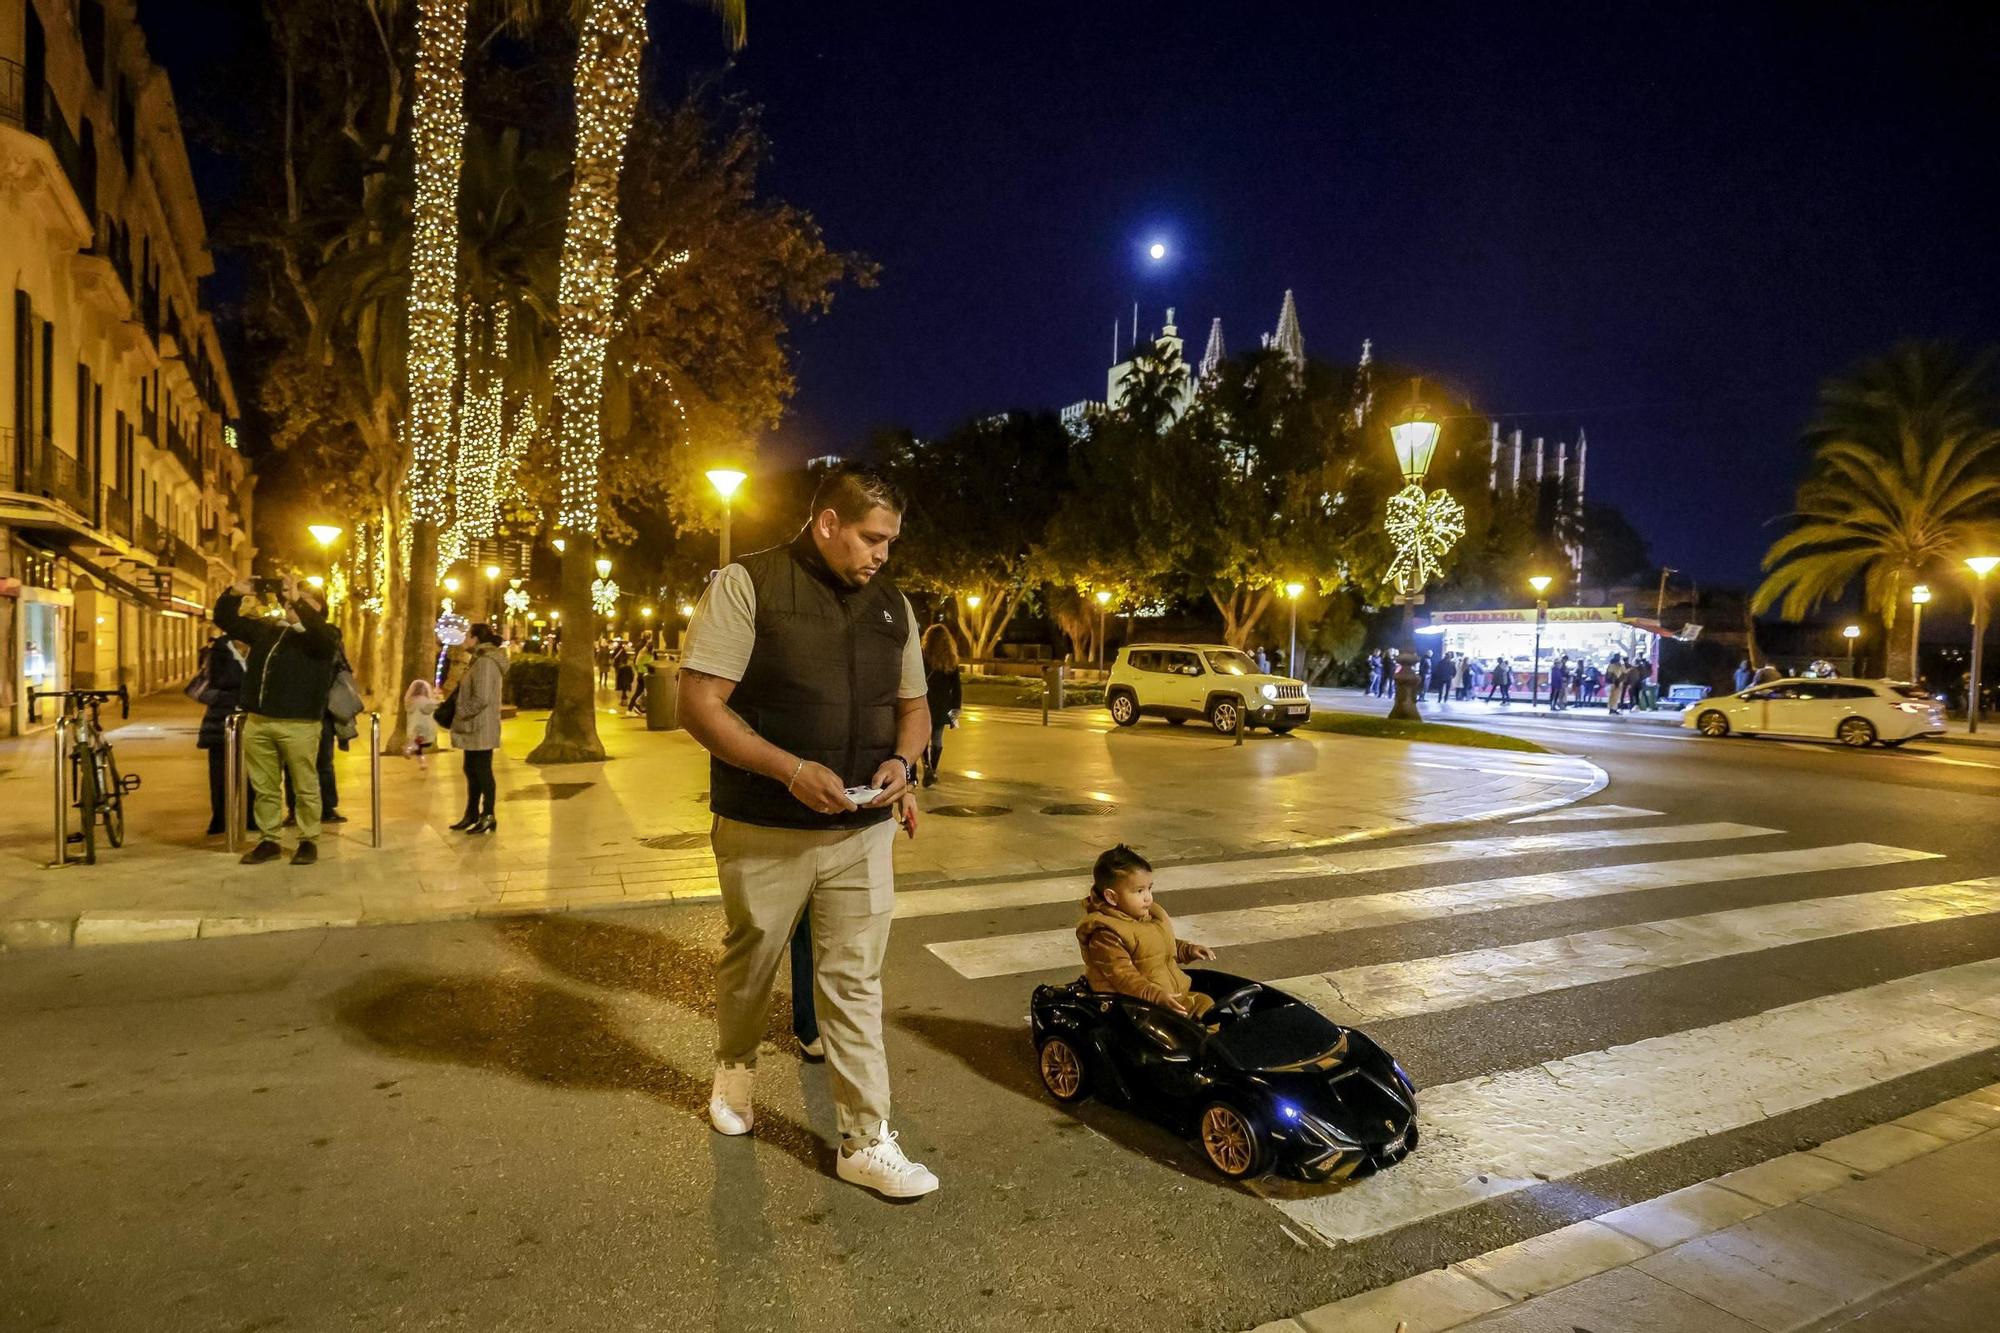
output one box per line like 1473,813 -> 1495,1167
506,782 -> 595,801
1041,802 -> 1118,816
930,804 -> 1013,818
639,832 -> 710,851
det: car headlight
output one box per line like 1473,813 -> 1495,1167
1259,683 -> 1279,700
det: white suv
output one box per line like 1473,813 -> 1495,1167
1105,644 -> 1311,735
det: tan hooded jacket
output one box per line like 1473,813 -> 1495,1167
1076,897 -> 1206,1009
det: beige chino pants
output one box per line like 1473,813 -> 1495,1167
712,816 -> 897,1138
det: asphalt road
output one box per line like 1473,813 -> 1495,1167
5,720 -> 2000,1333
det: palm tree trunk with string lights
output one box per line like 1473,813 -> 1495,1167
395,0 -> 470,750
531,0 -> 650,763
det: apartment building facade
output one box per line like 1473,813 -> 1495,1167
0,0 -> 251,735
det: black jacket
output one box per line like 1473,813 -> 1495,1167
710,532 -> 909,831
212,591 -> 339,721
926,666 -> 962,718
196,638 -> 245,749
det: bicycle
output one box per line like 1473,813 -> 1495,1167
28,686 -> 140,864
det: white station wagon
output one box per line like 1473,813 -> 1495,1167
1683,677 -> 1945,747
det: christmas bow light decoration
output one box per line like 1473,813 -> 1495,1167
1384,483 -> 1466,595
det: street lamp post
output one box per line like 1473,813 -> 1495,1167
1842,624 -> 1861,676
1967,557 -> 1999,733
483,563 -> 500,621
307,524 -> 342,583
1528,574 -> 1553,709
1909,584 -> 1931,685
1284,582 -> 1305,678
1094,589 -> 1112,668
706,469 -> 747,569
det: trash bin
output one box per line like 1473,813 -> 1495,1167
1042,662 -> 1067,711
645,663 -> 679,731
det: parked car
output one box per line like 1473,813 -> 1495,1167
1030,968 -> 1419,1182
1682,677 -> 1944,747
1105,644 -> 1311,734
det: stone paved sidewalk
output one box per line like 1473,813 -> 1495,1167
1252,1082 -> 2000,1333
0,692 -> 1603,951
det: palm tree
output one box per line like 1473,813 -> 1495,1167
1755,343 -> 2000,680
532,0 -> 745,763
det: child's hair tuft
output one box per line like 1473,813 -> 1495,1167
1091,843 -> 1152,898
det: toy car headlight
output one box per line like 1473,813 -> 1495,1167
1259,683 -> 1279,700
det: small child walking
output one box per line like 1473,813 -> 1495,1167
1076,844 -> 1217,1017
403,678 -> 440,769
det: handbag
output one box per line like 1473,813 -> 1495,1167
327,667 -> 364,723
183,666 -> 213,705
433,690 -> 459,730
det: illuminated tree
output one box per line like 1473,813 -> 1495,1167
532,0 -> 747,764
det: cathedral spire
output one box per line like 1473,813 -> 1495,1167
1199,317 -> 1227,380
1350,337 -> 1374,428
1272,289 -> 1305,370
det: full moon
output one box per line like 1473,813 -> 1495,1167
1148,241 -> 1167,260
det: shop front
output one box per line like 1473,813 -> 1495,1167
1418,605 -> 1664,697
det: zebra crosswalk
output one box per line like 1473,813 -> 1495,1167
895,809 -> 2000,1251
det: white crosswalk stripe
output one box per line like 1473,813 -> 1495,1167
1266,957 -> 2000,1245
924,841 -> 1930,979
897,820 -> 1780,921
1278,876 -> 2000,1024
1509,803 -> 1662,823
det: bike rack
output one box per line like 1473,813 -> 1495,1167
48,718 -> 73,868
368,711 -> 383,849
224,711 -> 247,853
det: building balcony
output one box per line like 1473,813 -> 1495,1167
170,534 -> 207,578
136,512 -> 160,553
4,429 -> 95,518
102,486 -> 133,541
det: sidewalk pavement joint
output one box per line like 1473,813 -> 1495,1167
1254,1081 -> 2000,1333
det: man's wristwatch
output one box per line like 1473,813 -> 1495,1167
891,754 -> 916,787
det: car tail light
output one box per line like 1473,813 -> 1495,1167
1896,702 -> 1927,714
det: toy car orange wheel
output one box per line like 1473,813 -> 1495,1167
1200,1101 -> 1267,1178
1037,1035 -> 1089,1102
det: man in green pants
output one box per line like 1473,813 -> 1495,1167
212,577 -> 340,866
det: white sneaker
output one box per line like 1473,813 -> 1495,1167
836,1122 -> 939,1199
709,1064 -> 754,1136
800,1036 -> 825,1059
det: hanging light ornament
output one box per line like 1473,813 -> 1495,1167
1385,484 -> 1466,594
503,583 -> 532,618
591,576 -> 620,618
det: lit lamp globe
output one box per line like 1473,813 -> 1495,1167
1284,581 -> 1305,600
1912,584 -> 1932,606
483,564 -> 500,581
443,576 -> 460,594
1094,589 -> 1112,606
307,524 -> 342,548
679,603 -> 695,618
552,537 -> 566,554
1528,575 -> 1553,597
705,468 -> 747,501
965,593 -> 982,610
1969,556 -> 2000,579
1388,414 -> 1442,486
595,557 -> 613,579
1842,625 -> 1861,641
641,606 -> 655,620
1148,241 -> 1167,261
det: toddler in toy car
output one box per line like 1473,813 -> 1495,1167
1076,845 -> 1217,1018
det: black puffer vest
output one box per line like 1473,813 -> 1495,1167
711,532 -> 910,830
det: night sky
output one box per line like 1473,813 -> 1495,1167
664,0 -> 2000,587
157,2 -> 2000,588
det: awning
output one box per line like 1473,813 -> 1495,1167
52,545 -> 166,611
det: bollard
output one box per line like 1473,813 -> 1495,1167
224,712 -> 246,853
1235,691 -> 1247,747
368,712 -> 383,849
1042,672 -> 1050,726
50,718 -> 71,867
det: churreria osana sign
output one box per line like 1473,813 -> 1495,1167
1428,605 -> 1628,627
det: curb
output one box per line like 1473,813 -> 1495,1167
0,754 -> 1606,956
1246,1081 -> 2000,1333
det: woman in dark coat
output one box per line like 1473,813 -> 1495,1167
196,633 -> 248,836
920,625 -> 963,787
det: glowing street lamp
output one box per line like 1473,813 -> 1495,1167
964,593 -> 982,610
1147,241 -> 1167,261
1528,575 -> 1554,710
707,468 -> 748,567
1388,413 -> 1442,487
1910,584 -> 1932,683
307,523 -> 342,581
1967,556 -> 2000,733
442,576 -> 460,595
552,537 -> 566,554
1094,588 -> 1113,667
595,557 -> 612,579
1284,581 -> 1306,679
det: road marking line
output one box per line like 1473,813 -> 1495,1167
1279,877 -> 2000,1024
897,821 -> 1779,923
1265,956 -> 2000,1246
923,839 -> 1917,979
1510,804 -> 1663,824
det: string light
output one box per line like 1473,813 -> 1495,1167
553,0 -> 649,533
496,405 -> 538,515
1384,483 -> 1466,594
403,0 -> 469,526
456,301 -> 503,540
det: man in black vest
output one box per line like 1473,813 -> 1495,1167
678,469 -> 938,1199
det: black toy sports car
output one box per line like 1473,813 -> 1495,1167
1029,968 -> 1419,1182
